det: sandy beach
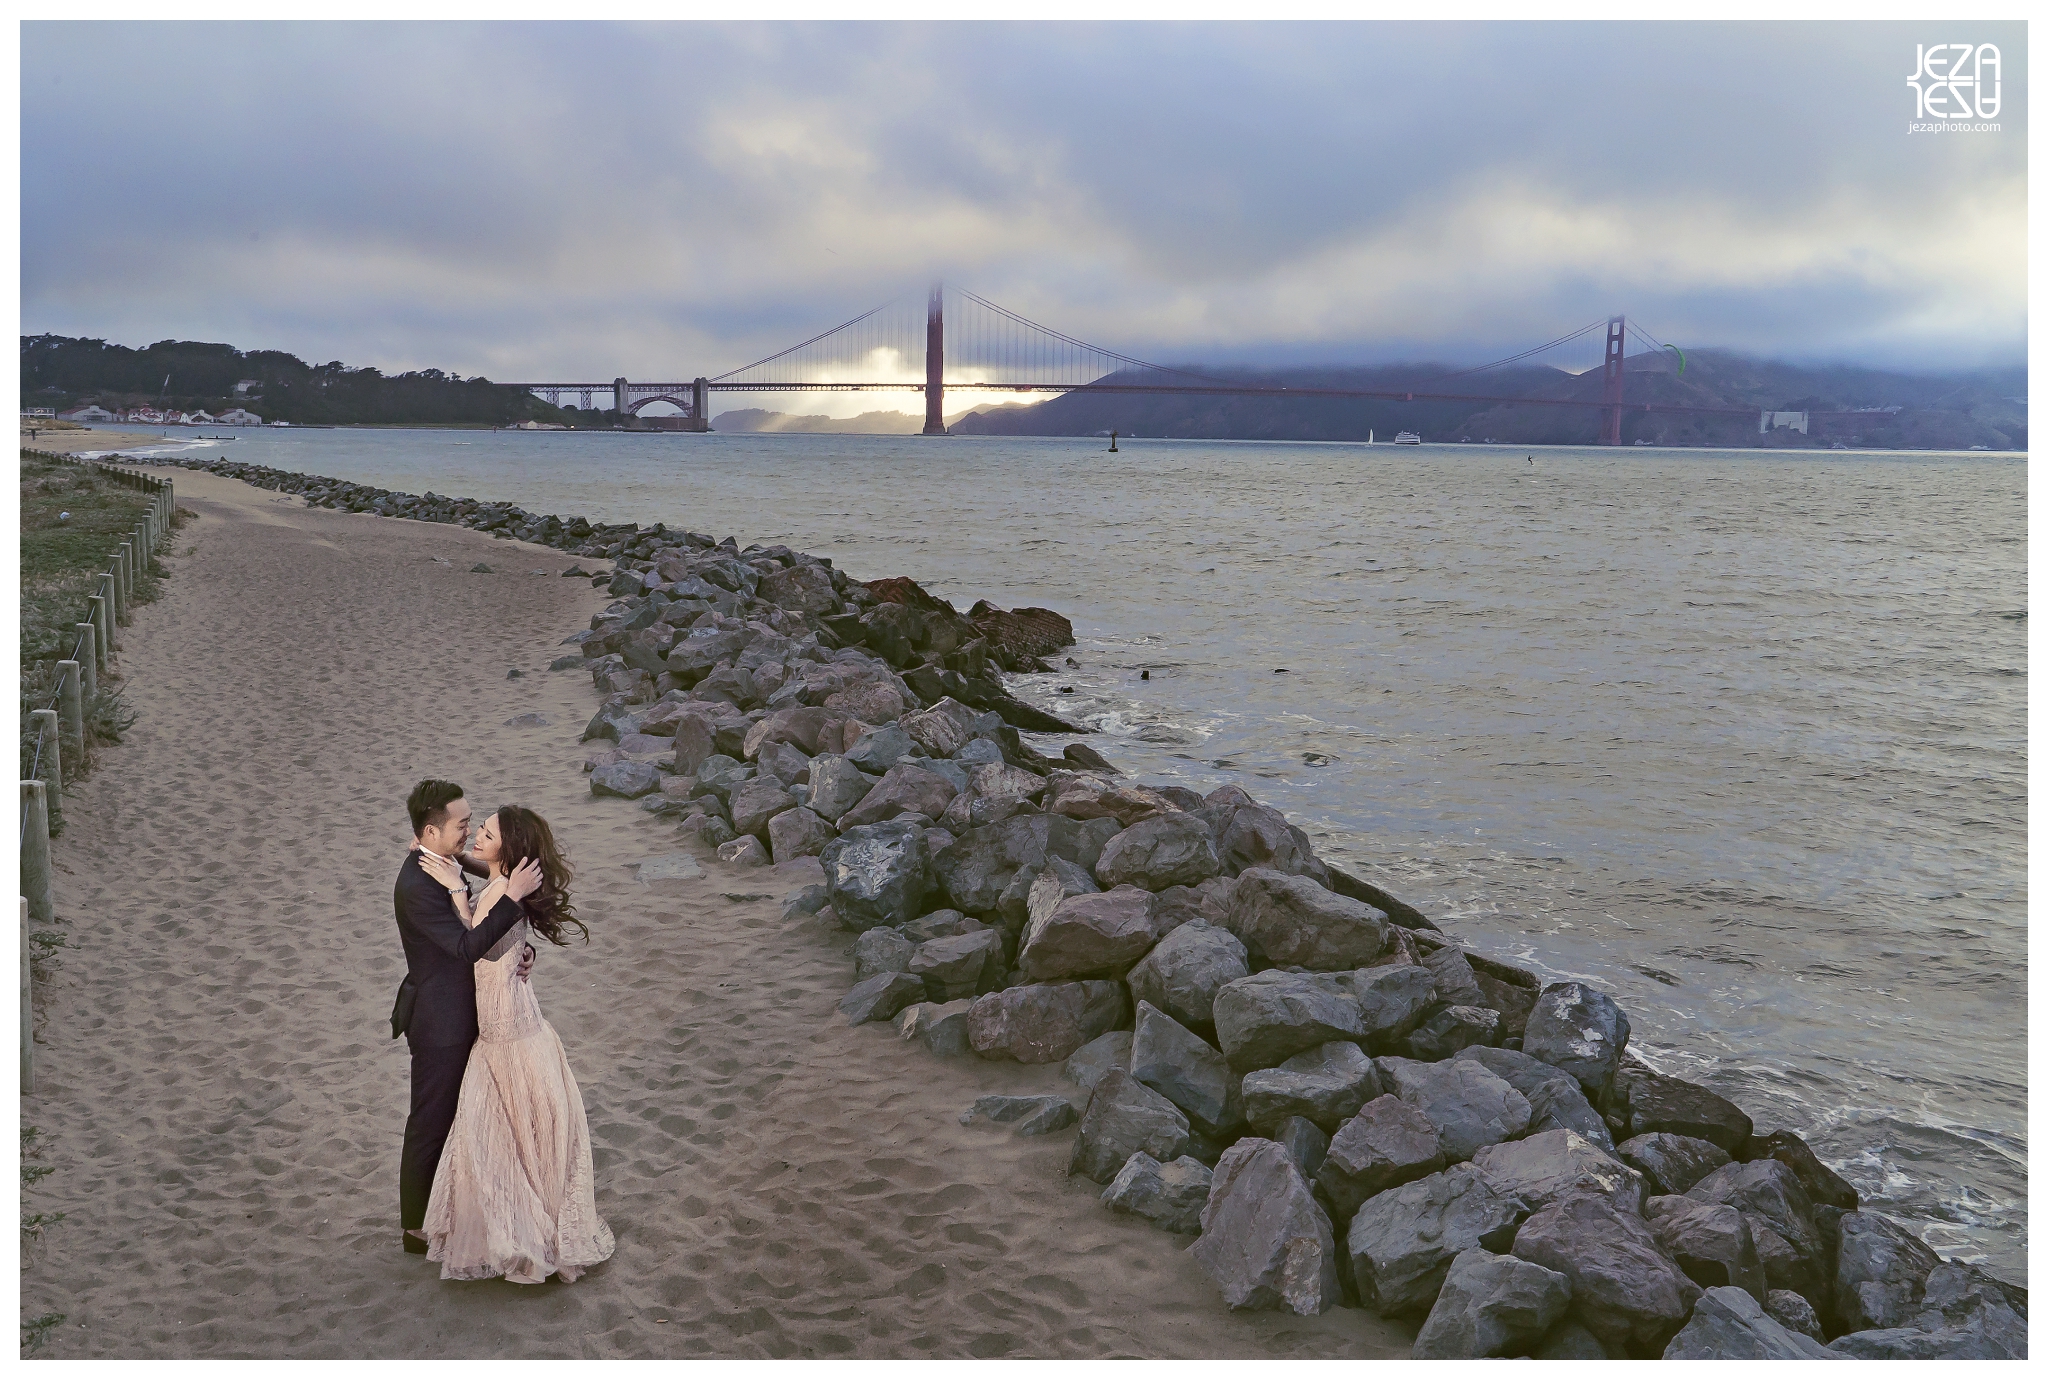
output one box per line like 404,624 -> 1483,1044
19,427 -> 170,456
19,464 -> 1410,1359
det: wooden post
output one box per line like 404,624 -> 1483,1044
89,592 -> 110,669
118,544 -> 135,623
73,626 -> 99,699
30,711 -> 62,836
20,897 -> 31,1095
57,661 -> 84,762
22,783 -> 53,926
106,555 -> 126,627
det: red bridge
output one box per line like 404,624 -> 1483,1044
507,284 -> 1837,442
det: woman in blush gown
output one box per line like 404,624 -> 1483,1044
415,806 -> 614,1283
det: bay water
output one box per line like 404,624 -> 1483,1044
99,426 -> 2028,1281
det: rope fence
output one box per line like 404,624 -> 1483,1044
19,450 -> 175,1093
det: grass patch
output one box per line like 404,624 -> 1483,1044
18,450 -> 181,780
21,1313 -> 65,1354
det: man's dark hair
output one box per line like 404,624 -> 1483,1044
408,779 -> 465,836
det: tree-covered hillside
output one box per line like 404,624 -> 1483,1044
20,335 -> 571,427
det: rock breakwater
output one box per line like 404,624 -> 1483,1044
143,450 -> 2026,1360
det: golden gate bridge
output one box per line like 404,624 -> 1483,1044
506,283 -> 1829,442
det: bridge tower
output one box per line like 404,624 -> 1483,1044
922,281 -> 946,435
613,377 -> 629,418
1600,316 -> 1625,445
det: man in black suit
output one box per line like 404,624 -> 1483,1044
393,778 -> 543,1254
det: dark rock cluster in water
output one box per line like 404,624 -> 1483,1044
145,450 -> 2026,1360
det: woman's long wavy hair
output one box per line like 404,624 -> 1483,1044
493,805 -> 587,946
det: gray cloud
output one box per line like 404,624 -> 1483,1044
21,20 -> 2027,398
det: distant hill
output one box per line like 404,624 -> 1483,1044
948,352 -> 2027,450
20,334 -> 568,427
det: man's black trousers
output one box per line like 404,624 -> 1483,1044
400,1040 -> 470,1230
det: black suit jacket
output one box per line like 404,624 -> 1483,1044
393,851 -> 526,1048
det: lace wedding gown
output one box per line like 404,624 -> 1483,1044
422,915 -> 614,1283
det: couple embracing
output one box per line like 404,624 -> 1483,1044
392,778 -> 614,1283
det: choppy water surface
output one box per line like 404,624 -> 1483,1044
111,427 -> 2027,1279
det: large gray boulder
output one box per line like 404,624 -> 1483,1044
1455,1045 -> 1614,1152
1129,1001 -> 1243,1138
1830,1210 -> 1942,1333
1614,1064 -> 1754,1153
590,760 -> 662,798
933,813 -> 1088,916
844,723 -> 917,773
666,625 -> 752,681
1521,982 -> 1632,1100
1190,1138 -> 1342,1315
818,820 -> 931,932
1273,1116 -> 1329,1179
1744,1129 -> 1860,1211
805,753 -> 874,823
852,927 -> 915,982
1618,1132 -> 1732,1196
1094,812 -> 1223,891
1019,885 -> 1161,981
1420,945 -> 1489,1007
1314,1094 -> 1446,1224
1012,856 -> 1099,944
1405,1004 -> 1501,1060
909,929 -> 1006,1002
1511,1194 -> 1702,1357
1686,1159 -> 1825,1297
1068,1068 -> 1192,1184
1102,1151 -> 1212,1235
836,760 -> 958,830
1227,867 -> 1389,971
967,981 -> 1129,1064
1241,1041 -> 1382,1134
1212,970 -> 1368,1073
1766,1288 -> 1825,1340
960,1093 -> 1077,1137
1664,1286 -> 1835,1359
1125,921 -> 1248,1040
899,697 -> 983,758
729,776 -> 797,839
1379,1056 -> 1533,1163
1411,1247 -> 1574,1359
1471,1129 -> 1647,1215
838,971 -> 926,1025
766,805 -> 835,861
895,998 -> 974,1058
755,738 -> 813,788
1345,1162 -> 1531,1316
1062,1030 -> 1132,1094
1826,1260 -> 2028,1359
1645,1196 -> 1768,1302
759,561 -> 839,614
1218,802 -> 1322,877
1346,964 -> 1440,1052
671,712 -> 718,775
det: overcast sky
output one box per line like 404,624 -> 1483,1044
21,20 -> 2029,406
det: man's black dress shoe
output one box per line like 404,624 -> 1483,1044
403,1232 -> 429,1255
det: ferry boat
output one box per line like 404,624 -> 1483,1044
1393,431 -> 1421,445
